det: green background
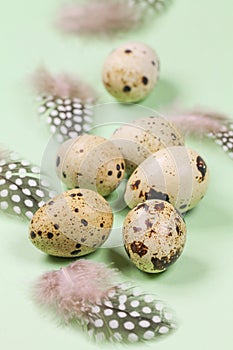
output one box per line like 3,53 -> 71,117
0,0 -> 233,349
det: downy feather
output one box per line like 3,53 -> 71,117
57,0 -> 170,36
168,110 -> 233,159
33,260 -> 176,343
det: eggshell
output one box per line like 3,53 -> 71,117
29,188 -> 113,257
124,146 -> 210,213
102,42 -> 159,102
111,116 -> 184,175
56,134 -> 125,196
123,200 -> 187,273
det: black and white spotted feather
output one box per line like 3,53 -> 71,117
168,111 -> 233,160
34,260 -> 176,344
87,285 -> 176,343
128,0 -> 170,12
32,67 -> 96,143
0,149 -> 56,220
37,95 -> 94,143
207,120 -> 233,159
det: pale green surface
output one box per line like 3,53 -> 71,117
0,1 -> 233,349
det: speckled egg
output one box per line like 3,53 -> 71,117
56,134 -> 125,197
123,200 -> 186,273
111,116 -> 184,175
29,188 -> 113,257
102,42 -> 160,103
124,146 -> 210,213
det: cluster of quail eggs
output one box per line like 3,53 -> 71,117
29,42 -> 210,273
29,115 -> 209,273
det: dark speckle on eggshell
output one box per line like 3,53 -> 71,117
196,156 -> 207,182
142,76 -> 149,85
30,231 -> 36,239
130,241 -> 148,257
145,218 -> 153,228
136,202 -> 149,211
70,250 -> 82,256
81,219 -> 88,227
123,85 -> 131,93
151,248 -> 182,271
133,226 -> 142,233
154,202 -> 165,211
131,179 -> 141,190
145,188 -> 170,202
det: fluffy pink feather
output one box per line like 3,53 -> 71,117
168,111 -> 230,136
33,260 -> 176,342
57,0 -> 141,35
31,67 -> 97,101
34,260 -> 118,322
166,109 -> 233,159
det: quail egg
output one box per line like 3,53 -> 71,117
29,188 -> 113,257
102,42 -> 160,103
111,116 -> 184,175
124,146 -> 210,213
56,134 -> 125,197
123,200 -> 187,273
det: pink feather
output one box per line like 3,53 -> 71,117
167,109 -> 233,159
31,67 -> 97,101
168,111 -> 230,136
33,260 -> 176,342
34,260 -> 118,322
57,0 -> 141,35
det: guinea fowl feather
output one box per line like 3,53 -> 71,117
0,148 -> 56,220
33,260 -> 176,343
32,68 -> 96,143
168,110 -> 233,159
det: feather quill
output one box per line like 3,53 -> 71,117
57,0 -> 170,36
34,260 -> 176,343
168,111 -> 233,159
0,148 -> 56,220
32,68 -> 96,143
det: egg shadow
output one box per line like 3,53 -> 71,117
44,250 -> 98,268
104,248 -> 208,285
144,78 -> 179,110
105,247 -> 133,270
144,254 -> 209,285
